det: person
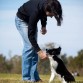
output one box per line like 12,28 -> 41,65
15,0 -> 63,82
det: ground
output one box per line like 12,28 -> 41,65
0,74 -> 83,83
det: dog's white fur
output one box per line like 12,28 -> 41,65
48,55 -> 67,83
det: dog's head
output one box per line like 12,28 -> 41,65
46,47 -> 61,56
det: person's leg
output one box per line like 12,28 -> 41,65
15,16 -> 40,82
30,28 -> 40,81
31,51 -> 40,81
15,16 -> 33,81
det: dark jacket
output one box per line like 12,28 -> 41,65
17,0 -> 47,52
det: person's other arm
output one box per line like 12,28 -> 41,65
28,12 -> 47,59
40,15 -> 47,35
28,12 -> 40,52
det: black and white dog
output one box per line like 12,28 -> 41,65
46,47 -> 75,83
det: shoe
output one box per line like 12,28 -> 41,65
35,79 -> 43,82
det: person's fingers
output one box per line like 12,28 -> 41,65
37,50 -> 47,59
40,29 -> 47,35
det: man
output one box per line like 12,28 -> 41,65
15,0 -> 63,82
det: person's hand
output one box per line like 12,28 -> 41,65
40,27 -> 47,35
37,50 -> 47,59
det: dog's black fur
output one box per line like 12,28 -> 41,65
46,47 -> 75,82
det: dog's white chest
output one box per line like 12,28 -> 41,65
49,57 -> 58,69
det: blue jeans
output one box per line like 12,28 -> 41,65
15,16 -> 40,82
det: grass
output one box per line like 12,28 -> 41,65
0,74 -> 83,83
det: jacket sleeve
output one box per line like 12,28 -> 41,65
40,14 -> 47,27
28,12 -> 41,52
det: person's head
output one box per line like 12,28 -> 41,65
44,0 -> 63,26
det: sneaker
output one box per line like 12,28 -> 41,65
35,79 -> 43,82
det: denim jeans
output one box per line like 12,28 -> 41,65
15,16 -> 40,82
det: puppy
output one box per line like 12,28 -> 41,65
46,47 -> 75,83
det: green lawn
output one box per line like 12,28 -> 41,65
0,74 -> 83,83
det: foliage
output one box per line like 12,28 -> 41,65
0,54 -> 12,73
0,42 -> 83,76
0,54 -> 21,74
67,49 -> 83,75
10,55 -> 22,74
38,59 -> 50,74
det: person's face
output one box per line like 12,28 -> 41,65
46,11 -> 54,18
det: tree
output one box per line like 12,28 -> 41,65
38,59 -> 50,74
61,54 -> 68,65
10,55 -> 22,74
0,54 -> 12,73
67,49 -> 83,76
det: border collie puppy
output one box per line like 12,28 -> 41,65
46,47 -> 75,83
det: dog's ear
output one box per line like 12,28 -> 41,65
58,47 -> 61,51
